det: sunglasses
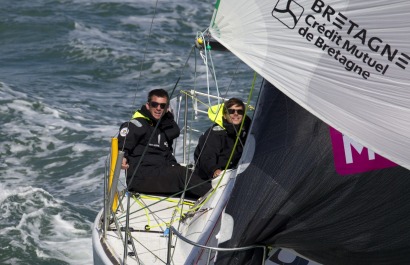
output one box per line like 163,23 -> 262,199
149,101 -> 167,109
227,108 -> 244,115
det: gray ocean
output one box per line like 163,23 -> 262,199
0,1 -> 258,264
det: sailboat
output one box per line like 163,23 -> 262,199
92,0 -> 410,264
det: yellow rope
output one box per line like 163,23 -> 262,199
131,194 -> 193,230
139,194 -> 195,206
134,197 -> 151,228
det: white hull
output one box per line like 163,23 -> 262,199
92,170 -> 235,265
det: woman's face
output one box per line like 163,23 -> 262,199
224,104 -> 244,125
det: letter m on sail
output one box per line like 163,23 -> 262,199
329,127 -> 396,175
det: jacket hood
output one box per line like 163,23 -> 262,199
132,105 -> 156,124
207,103 -> 225,128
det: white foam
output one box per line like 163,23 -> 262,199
69,21 -> 140,64
0,92 -> 119,201
0,82 -> 27,100
59,155 -> 108,197
0,185 -> 93,264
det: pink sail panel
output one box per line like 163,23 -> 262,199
330,127 -> 397,175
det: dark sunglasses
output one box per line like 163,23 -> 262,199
227,108 -> 244,115
149,101 -> 167,109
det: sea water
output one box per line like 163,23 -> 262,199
0,0 -> 258,264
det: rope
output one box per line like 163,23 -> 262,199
131,0 -> 160,110
196,30 -> 222,109
128,193 -> 196,230
119,0 -> 160,153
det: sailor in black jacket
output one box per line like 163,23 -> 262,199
118,89 -> 210,198
194,98 -> 251,179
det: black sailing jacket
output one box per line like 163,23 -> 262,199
118,105 -> 180,174
194,116 -> 251,179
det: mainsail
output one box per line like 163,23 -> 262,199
208,0 -> 410,264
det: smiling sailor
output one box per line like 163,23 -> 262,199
118,89 -> 210,199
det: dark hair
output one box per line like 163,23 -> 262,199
147,89 -> 169,102
223,98 -> 245,115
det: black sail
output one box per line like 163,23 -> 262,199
216,81 -> 410,265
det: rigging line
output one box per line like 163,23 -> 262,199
126,203 -> 180,225
117,183 -> 207,222
185,47 -> 242,169
175,45 -> 196,81
174,47 -> 222,213
180,90 -> 255,113
196,31 -> 212,107
118,0 -> 160,153
205,42 -> 222,110
174,142 -> 195,223
127,203 -> 187,231
134,199 -> 151,229
136,197 -> 176,231
131,236 -> 167,264
197,30 -> 222,109
151,46 -> 205,218
118,185 -> 210,228
184,105 -> 197,180
207,44 -> 220,102
171,50 -> 204,234
131,0 -> 160,110
140,194 -> 194,206
118,202 -> 183,233
124,196 -> 192,226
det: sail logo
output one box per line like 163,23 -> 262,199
300,0 -> 410,79
329,127 -> 396,175
272,0 -> 304,29
311,0 -> 410,71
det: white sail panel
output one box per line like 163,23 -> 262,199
210,0 -> 410,170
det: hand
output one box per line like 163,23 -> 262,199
121,157 -> 129,170
159,111 -> 175,129
213,169 -> 222,178
162,111 -> 174,121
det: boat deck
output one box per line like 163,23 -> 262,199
99,193 -> 197,264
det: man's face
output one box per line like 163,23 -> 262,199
146,95 -> 168,120
224,104 -> 244,125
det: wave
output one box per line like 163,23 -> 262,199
0,184 -> 93,265
0,83 -> 115,203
